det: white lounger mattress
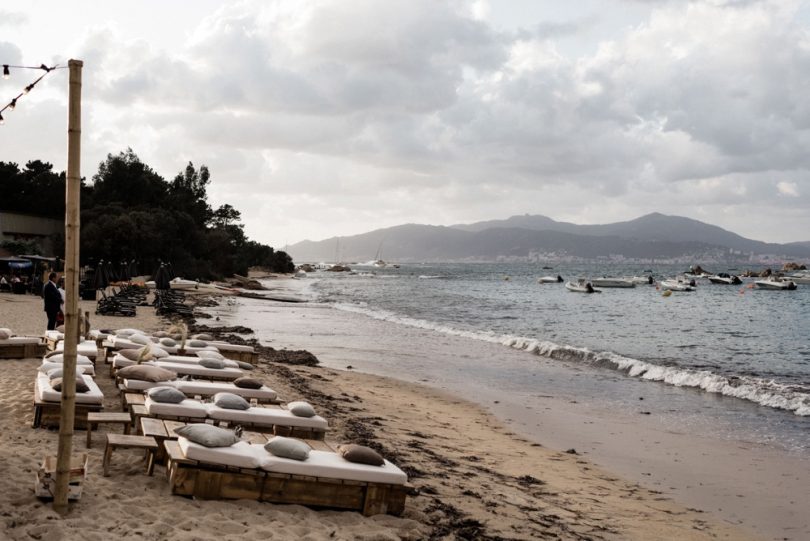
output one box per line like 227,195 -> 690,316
152,361 -> 243,380
145,398 -> 208,418
162,355 -> 240,368
177,439 -> 407,485
0,336 -> 43,345
54,340 -> 100,358
35,373 -> 104,404
206,405 -> 328,430
121,379 -> 277,400
209,341 -> 255,353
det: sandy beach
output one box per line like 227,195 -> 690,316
0,290 -> 766,540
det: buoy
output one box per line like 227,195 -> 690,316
504,276 -> 510,281
662,290 -> 672,297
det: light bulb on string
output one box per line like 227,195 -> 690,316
0,113 -> 4,125
23,84 -> 33,94
2,65 -> 8,79
9,98 -> 16,110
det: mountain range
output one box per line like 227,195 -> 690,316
287,213 -> 810,263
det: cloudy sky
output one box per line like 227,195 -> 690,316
1,0 -> 809,247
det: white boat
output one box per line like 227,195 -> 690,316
372,260 -> 387,268
708,273 -> 742,285
537,275 -> 563,283
590,277 -> 636,288
294,270 -> 307,279
755,277 -> 797,290
565,279 -> 600,293
784,271 -> 810,284
630,275 -> 654,285
660,278 -> 695,291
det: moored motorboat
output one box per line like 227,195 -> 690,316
630,275 -> 654,285
708,273 -> 742,285
565,279 -> 600,293
755,277 -> 797,290
538,275 -> 564,283
660,277 -> 696,292
590,277 -> 636,288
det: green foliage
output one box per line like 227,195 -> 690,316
0,239 -> 42,256
1,150 -> 294,278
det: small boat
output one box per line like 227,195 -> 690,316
294,270 -> 307,279
784,271 -> 810,284
708,273 -> 742,285
630,275 -> 654,285
755,277 -> 797,290
660,277 -> 696,291
565,279 -> 600,293
537,275 -> 563,283
590,277 -> 636,288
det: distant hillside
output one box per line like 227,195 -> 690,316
287,212 -> 810,263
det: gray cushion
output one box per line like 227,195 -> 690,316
338,444 -> 384,466
287,401 -> 316,418
151,346 -> 169,359
264,436 -> 310,461
117,364 -> 177,382
192,333 -> 214,341
175,424 -> 240,448
188,339 -> 208,348
235,361 -> 254,370
51,377 -> 90,394
0,328 -> 12,340
233,377 -> 263,389
153,331 -> 169,338
147,386 -> 186,404
159,337 -> 177,347
198,358 -> 225,369
196,350 -> 225,360
213,392 -> 250,410
129,334 -> 152,345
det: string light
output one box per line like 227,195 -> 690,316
0,63 -> 63,125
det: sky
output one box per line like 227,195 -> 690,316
1,0 -> 810,247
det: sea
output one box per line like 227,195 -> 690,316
211,262 -> 810,453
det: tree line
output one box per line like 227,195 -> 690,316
0,150 -> 294,277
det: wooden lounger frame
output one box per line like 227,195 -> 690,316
131,406 -> 326,440
216,349 -> 259,366
0,340 -> 47,359
164,441 -> 408,516
33,399 -> 103,429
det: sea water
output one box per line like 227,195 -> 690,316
211,262 -> 810,452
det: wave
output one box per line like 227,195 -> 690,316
331,302 -> 810,416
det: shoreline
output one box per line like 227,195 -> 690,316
205,279 -> 809,540
0,289 -> 782,539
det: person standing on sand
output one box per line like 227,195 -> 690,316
42,272 -> 62,331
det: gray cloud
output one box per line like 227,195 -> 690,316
2,0 -> 809,245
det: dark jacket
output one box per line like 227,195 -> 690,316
43,281 -> 62,313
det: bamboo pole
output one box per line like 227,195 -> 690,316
53,58 -> 83,515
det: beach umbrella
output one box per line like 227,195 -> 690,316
103,260 -> 118,283
119,260 -> 130,282
154,264 -> 171,291
92,261 -> 109,291
128,259 -> 139,279
166,262 -> 175,280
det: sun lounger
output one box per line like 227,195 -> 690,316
206,405 -> 328,439
165,438 -> 409,515
0,336 -> 47,359
136,400 -> 326,439
52,340 -> 102,360
33,373 -> 104,428
209,341 -> 259,365
150,361 -> 243,381
120,378 -> 279,402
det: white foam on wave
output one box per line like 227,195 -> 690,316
331,302 -> 810,416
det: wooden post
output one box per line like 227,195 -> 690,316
54,59 -> 83,516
